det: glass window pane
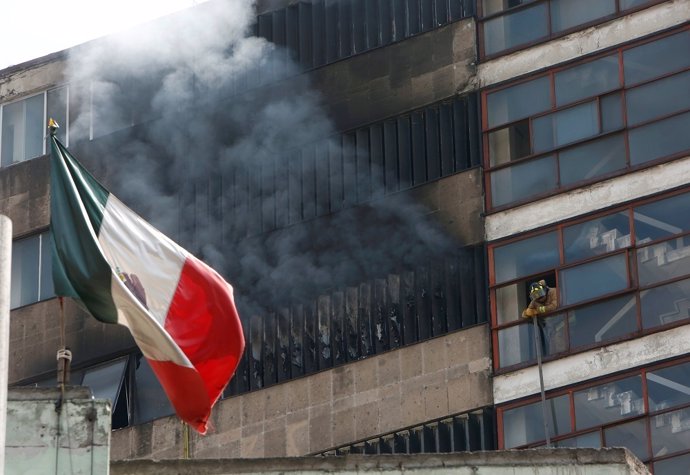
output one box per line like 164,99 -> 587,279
654,452 -> 690,475
483,3 -> 549,56
629,110 -> 690,166
568,295 -> 637,349
601,92 -> 624,132
626,70 -> 690,127
604,418 -> 649,462
533,101 -> 599,153
487,76 -> 550,129
498,323 -> 533,367
648,361 -> 690,412
634,192 -> 690,242
558,134 -> 626,187
488,120 -> 531,166
555,431 -> 601,448
637,236 -> 690,286
624,31 -> 690,86
133,356 -> 174,424
503,395 -> 570,448
574,376 -> 644,430
560,254 -> 628,305
82,357 -> 127,404
496,281 -> 530,325
550,0 -> 615,33
490,155 -> 557,207
620,0 -> 653,9
493,231 -> 559,284
640,277 -> 690,329
1,94 -> 45,167
555,55 -> 619,107
564,211 -> 631,263
10,236 -> 39,309
481,0 -> 536,16
652,407 -> 690,458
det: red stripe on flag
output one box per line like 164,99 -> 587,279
162,255 -> 245,433
147,359 -> 212,433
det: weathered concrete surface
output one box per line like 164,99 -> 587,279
494,322 -> 690,404
111,324 -> 492,460
307,19 -> 476,132
5,386 -> 110,475
111,449 -> 649,475
475,0 -> 690,90
485,154 -> 690,242
0,54 -> 67,102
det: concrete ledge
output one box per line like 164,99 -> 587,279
111,448 -> 649,474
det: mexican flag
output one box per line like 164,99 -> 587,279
49,134 -> 245,434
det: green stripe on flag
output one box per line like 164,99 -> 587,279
50,136 -> 119,324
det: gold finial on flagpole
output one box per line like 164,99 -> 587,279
48,118 -> 59,136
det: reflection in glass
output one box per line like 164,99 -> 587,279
628,110 -> 690,165
133,356 -> 174,424
493,232 -> 559,284
551,0 -> 616,33
559,254 -> 628,305
483,3 -> 548,56
564,211 -> 631,263
601,93 -> 624,132
654,452 -> 690,475
490,154 -> 557,207
533,101 -> 599,153
498,314 -> 566,367
604,418 -> 649,462
568,295 -> 637,349
82,357 -> 127,404
637,236 -> 690,287
555,431 -> 601,448
574,376 -> 643,430
481,0 -> 536,16
640,278 -> 690,329
488,120 -> 531,166
503,395 -> 570,448
626,70 -> 690,127
634,191 -> 690,242
487,76 -> 550,128
1,94 -> 45,167
10,236 -> 39,309
555,55 -> 619,107
624,30 -> 690,86
559,134 -> 626,186
647,361 -> 690,412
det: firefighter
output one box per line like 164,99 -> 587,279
522,280 -> 558,318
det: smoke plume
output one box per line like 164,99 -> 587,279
66,0 -> 457,317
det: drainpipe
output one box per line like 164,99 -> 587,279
0,215 -> 12,475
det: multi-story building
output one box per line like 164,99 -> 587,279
0,0 -> 688,473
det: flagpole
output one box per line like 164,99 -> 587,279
0,214 -> 13,475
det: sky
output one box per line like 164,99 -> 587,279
0,0 -> 208,70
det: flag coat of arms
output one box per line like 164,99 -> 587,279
49,134 -> 244,434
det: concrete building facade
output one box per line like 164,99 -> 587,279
1,0 -> 689,474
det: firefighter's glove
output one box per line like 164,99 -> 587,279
523,308 -> 538,318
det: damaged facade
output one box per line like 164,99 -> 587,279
1,0 -> 689,473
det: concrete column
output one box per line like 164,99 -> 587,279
0,214 -> 12,475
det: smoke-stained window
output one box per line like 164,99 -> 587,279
257,0 -> 473,71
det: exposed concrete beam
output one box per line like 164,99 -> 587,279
494,322 -> 690,405
485,154 -> 690,242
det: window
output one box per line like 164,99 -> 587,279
500,357 -> 690,466
490,189 -> 690,369
483,28 -> 690,210
0,86 -> 68,167
10,232 -> 54,310
479,0 -> 663,58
